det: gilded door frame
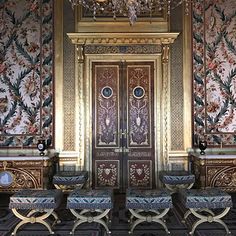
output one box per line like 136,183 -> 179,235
67,33 -> 179,187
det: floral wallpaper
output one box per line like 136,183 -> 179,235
0,0 -> 54,148
193,0 -> 236,147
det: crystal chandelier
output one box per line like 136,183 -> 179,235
69,0 -> 192,25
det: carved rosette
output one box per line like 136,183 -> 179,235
95,65 -> 119,147
128,160 -> 151,188
128,66 -> 151,147
95,160 -> 119,188
210,167 -> 236,189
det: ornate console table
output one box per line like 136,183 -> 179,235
0,155 -> 56,192
190,154 -> 236,192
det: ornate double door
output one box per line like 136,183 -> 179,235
92,61 -> 155,191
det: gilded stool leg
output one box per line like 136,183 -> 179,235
129,218 -> 146,234
26,209 -> 60,224
69,208 -> 111,234
189,207 -> 231,235
183,208 -> 215,223
11,208 -> 55,235
128,208 -> 170,234
11,220 -> 27,236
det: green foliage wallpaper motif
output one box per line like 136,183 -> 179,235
0,0 -> 53,147
193,0 -> 236,147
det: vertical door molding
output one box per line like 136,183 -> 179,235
161,44 -> 171,171
75,44 -> 85,169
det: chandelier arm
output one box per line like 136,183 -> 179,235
68,0 -> 191,25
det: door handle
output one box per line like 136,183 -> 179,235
114,148 -> 122,153
114,147 -> 129,153
120,129 -> 128,138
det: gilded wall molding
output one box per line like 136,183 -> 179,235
183,9 -> 192,152
54,0 -> 64,152
67,33 -> 179,46
84,45 -> 162,54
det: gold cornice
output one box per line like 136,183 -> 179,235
67,32 -> 179,45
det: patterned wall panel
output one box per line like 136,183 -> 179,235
170,6 -> 184,151
0,0 -> 54,148
193,0 -> 236,147
63,1 -> 75,151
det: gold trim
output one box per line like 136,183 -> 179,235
54,0 -> 64,152
183,5 -> 192,151
3,161 -> 7,170
75,56 -> 85,168
67,33 -> 179,45
162,45 -> 170,63
162,61 -> 169,170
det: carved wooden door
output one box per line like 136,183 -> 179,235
92,61 -> 155,191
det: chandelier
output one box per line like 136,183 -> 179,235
69,0 -> 192,25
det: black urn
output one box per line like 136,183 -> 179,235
199,140 -> 207,155
37,139 -> 46,156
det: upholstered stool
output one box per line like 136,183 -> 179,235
67,188 -> 113,235
9,189 -> 62,235
53,171 -> 88,191
159,170 -> 195,194
126,189 -> 173,234
180,188 -> 233,235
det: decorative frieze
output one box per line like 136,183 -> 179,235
68,33 -> 179,46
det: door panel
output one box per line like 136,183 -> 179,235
92,61 -> 155,191
93,63 -> 121,189
126,64 -> 154,189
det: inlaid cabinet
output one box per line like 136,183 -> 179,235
0,155 -> 57,192
190,154 -> 236,192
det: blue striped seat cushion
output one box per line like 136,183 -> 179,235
126,189 -> 172,210
53,171 -> 88,185
9,189 -> 63,209
67,189 -> 113,209
159,171 -> 195,185
179,188 -> 233,209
